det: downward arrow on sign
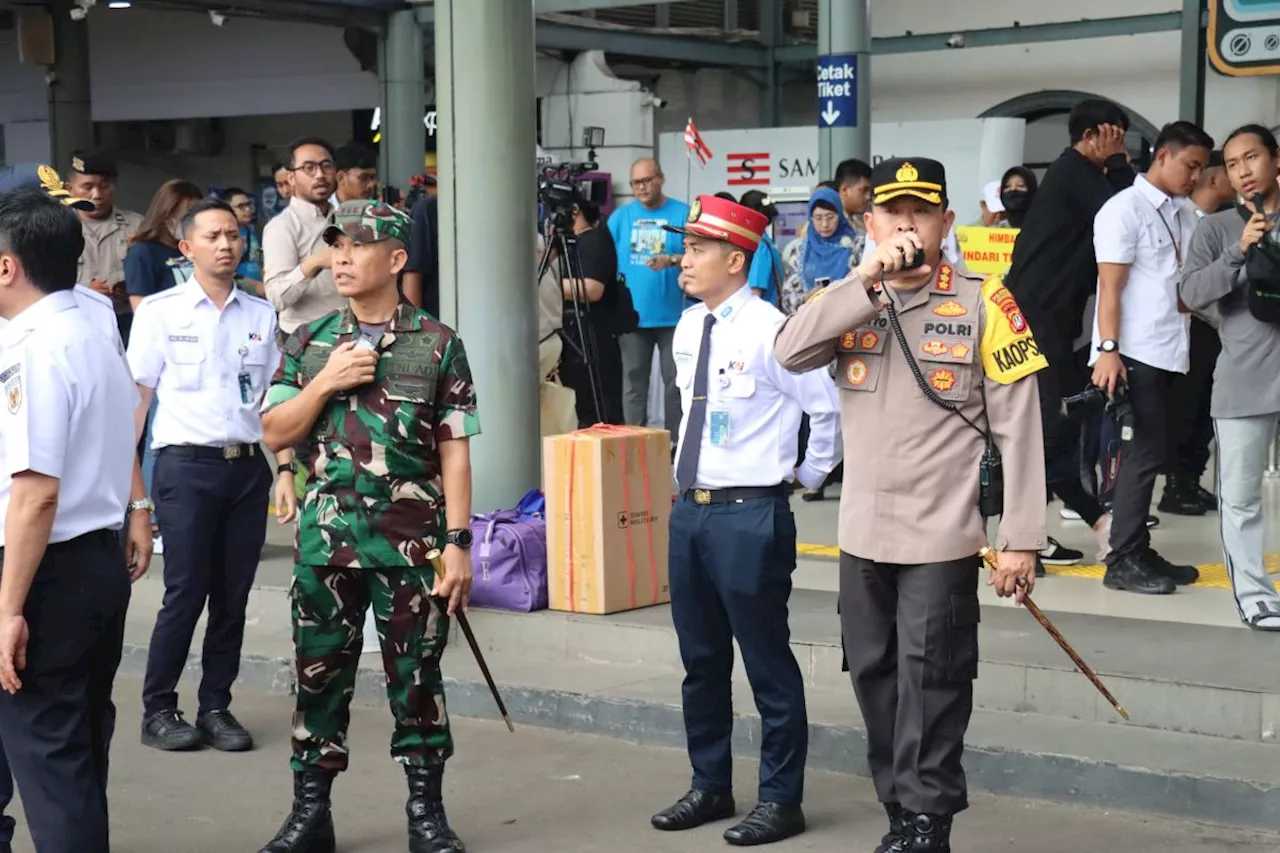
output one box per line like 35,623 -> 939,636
821,101 -> 841,125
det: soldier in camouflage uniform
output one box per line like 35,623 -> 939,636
257,199 -> 480,853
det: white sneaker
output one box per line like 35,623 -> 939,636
153,535 -> 164,556
1059,506 -> 1083,521
1092,514 -> 1112,563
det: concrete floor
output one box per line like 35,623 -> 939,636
6,676 -> 1274,853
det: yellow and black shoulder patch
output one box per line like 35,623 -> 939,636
979,275 -> 1047,385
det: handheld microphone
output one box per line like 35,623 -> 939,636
1253,192 -> 1266,216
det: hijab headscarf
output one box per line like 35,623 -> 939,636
799,187 -> 859,290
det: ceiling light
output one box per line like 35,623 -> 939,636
108,1 -> 131,7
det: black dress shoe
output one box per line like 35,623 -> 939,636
1158,476 -> 1207,516
198,709 -> 254,752
1103,553 -> 1176,595
1145,550 -> 1199,585
874,803 -> 906,853
141,709 -> 205,751
1194,484 -> 1217,511
651,788 -> 735,831
722,802 -> 805,847
892,812 -> 953,852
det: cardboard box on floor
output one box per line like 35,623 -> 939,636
543,426 -> 671,615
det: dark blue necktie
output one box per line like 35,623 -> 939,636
676,313 -> 716,491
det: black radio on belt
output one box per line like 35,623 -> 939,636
978,439 -> 1004,519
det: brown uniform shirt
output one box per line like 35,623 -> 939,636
774,263 -> 1048,565
77,208 -> 144,315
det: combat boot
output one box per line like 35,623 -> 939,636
887,811 -> 952,852
258,770 -> 336,853
873,802 -> 907,853
407,764 -> 466,853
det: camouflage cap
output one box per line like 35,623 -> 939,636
323,199 -> 412,246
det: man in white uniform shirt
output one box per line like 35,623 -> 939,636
1091,121 -> 1214,595
129,198 -> 296,756
649,195 -> 841,847
0,186 -> 145,853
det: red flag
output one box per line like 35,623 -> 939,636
684,118 -> 713,168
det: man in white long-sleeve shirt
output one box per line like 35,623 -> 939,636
262,138 -> 344,340
648,195 -> 841,848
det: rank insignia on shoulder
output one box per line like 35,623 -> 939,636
933,300 -> 967,317
979,276 -> 1047,385
933,264 -> 954,293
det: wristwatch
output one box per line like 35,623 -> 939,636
445,528 -> 474,549
128,498 -> 155,515
1097,339 -> 1119,354
278,464 -> 295,475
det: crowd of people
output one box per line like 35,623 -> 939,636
0,93 -> 1275,853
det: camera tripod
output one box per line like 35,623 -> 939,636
537,225 -> 606,425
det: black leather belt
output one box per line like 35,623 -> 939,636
683,484 -> 786,505
162,444 -> 259,461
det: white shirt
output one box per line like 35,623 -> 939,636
0,285 -> 124,359
1090,175 -> 1194,374
672,285 -> 842,490
0,291 -> 138,544
127,278 -> 281,450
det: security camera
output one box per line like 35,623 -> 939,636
946,33 -> 966,49
642,92 -> 669,110
209,10 -> 226,26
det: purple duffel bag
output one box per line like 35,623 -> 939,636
468,509 -> 548,612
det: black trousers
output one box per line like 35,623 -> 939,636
0,529 -> 130,853
1109,357 -> 1176,562
839,552 -> 979,816
142,449 -> 271,717
559,328 -> 624,427
668,492 -> 807,804
1037,333 -> 1105,526
1166,318 -> 1220,480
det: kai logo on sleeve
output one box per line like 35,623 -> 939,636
979,276 -> 1047,385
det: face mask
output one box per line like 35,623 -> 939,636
1000,190 -> 1031,213
171,221 -> 184,243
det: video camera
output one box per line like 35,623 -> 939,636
539,126 -> 610,232
1061,384 -> 1135,440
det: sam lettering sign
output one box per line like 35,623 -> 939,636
816,54 -> 858,129
955,226 -> 1020,275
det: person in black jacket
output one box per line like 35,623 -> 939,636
1005,99 -> 1137,566
559,201 -> 625,426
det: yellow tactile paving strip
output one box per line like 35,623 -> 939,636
795,543 -> 1280,591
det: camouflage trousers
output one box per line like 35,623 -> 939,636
290,564 -> 452,773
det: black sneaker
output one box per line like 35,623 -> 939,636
141,709 -> 205,751
1040,537 -> 1083,566
1103,553 -> 1176,595
1145,550 -> 1199,586
1193,484 -> 1217,512
1158,476 -> 1207,517
197,709 -> 254,752
1146,514 -> 1160,529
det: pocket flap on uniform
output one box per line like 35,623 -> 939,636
165,336 -> 205,364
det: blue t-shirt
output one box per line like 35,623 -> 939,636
747,234 -> 781,308
236,226 -> 263,282
124,242 -> 186,299
607,197 -> 689,328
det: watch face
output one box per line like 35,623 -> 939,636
449,529 -> 474,547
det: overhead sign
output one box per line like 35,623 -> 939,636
816,54 -> 858,129
1208,0 -> 1280,76
955,226 -> 1020,275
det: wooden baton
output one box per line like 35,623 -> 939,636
979,547 -> 1130,721
427,549 -> 516,733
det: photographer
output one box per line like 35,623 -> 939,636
1091,121 -> 1214,595
1180,124 -> 1280,631
559,202 -> 624,426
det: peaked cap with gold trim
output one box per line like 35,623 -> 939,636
0,164 -> 95,211
662,194 -> 768,253
870,157 -> 948,207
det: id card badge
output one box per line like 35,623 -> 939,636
709,411 -> 731,446
238,372 -> 253,404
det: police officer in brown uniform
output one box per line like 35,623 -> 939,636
65,152 -> 143,344
775,159 -> 1047,853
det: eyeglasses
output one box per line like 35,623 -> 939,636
292,160 -> 336,177
811,212 -> 841,226
232,201 -> 254,212
630,175 -> 660,188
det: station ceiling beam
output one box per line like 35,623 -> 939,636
774,12 -> 1185,63
534,0 -> 693,12
534,19 -> 763,66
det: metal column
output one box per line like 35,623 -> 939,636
434,0 -> 540,512
818,0 -> 871,180
47,1 -> 93,170
758,0 -> 782,127
382,8 -> 426,193
1178,0 -> 1206,125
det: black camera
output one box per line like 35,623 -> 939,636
538,126 -> 610,232
1061,384 -> 1134,437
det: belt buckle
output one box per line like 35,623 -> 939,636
222,445 -> 242,460
693,489 -> 711,505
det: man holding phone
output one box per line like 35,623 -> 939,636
776,158 -> 1047,853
